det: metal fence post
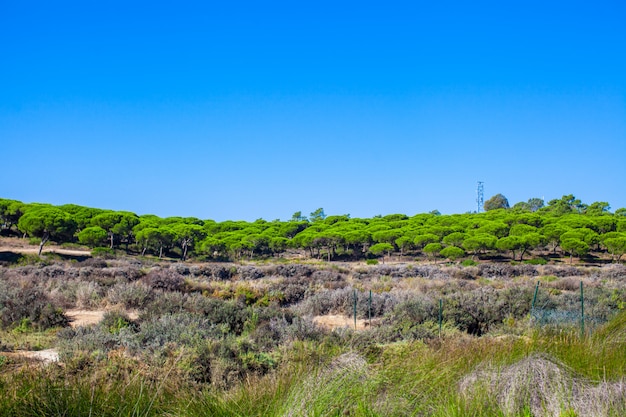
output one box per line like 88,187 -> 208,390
354,290 -> 357,330
368,290 -> 372,327
439,298 -> 443,338
580,281 -> 585,339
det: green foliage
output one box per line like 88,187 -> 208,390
77,226 -> 108,247
604,236 -> 626,261
440,246 -> 465,261
365,259 -> 379,265
561,238 -> 590,261
423,242 -> 443,259
369,242 -> 393,256
309,208 -> 326,222
3,194 -> 626,263
91,247 -> 114,257
524,258 -> 548,265
18,207 -> 77,255
484,193 -> 510,211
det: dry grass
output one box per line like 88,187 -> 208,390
460,353 -> 626,417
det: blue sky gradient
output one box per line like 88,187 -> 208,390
2,1 -> 625,220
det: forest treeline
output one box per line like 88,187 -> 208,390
1,195 -> 626,263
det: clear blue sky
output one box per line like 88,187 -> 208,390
1,1 -> 625,221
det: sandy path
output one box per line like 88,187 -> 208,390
0,237 -> 91,257
0,246 -> 91,256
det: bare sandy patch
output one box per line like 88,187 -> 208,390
2,349 -> 60,364
313,314 -> 373,331
65,309 -> 105,327
65,309 -> 139,328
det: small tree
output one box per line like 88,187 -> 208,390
484,194 -> 510,211
462,234 -> 497,259
440,246 -> 465,262
309,208 -> 327,222
369,242 -> 394,263
603,236 -> 626,262
560,238 -> 589,264
18,208 -> 77,255
170,223 -> 206,260
77,226 -> 109,248
423,243 -> 443,261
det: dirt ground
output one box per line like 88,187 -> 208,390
313,314 -> 373,330
0,237 -> 91,257
2,349 -> 60,364
65,309 -> 139,327
2,309 -> 139,365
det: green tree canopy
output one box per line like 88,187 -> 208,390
440,246 -> 465,261
77,226 -> 108,248
18,207 -> 77,255
484,194 -> 510,211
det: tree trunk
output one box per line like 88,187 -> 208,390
182,241 -> 189,261
109,233 -> 114,249
159,245 -> 163,259
38,232 -> 50,256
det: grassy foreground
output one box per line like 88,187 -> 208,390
1,314 -> 625,417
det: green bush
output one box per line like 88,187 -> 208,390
91,247 -> 114,258
524,258 -> 548,265
366,259 -> 379,265
461,259 -> 478,267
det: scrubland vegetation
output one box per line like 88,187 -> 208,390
1,254 -> 625,416
1,195 -> 626,416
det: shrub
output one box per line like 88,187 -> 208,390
0,278 -> 68,330
143,268 -> 185,292
141,291 -> 187,319
461,259 -> 478,267
91,247 -> 115,258
444,286 -> 534,336
524,258 -> 548,265
366,259 -> 379,265
122,313 -> 220,356
100,310 -> 136,334
75,281 -> 104,308
57,325 -> 124,360
107,282 -> 152,309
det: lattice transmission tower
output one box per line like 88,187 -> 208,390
476,181 -> 484,213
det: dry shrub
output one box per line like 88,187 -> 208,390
238,266 -> 265,280
451,266 -> 480,280
0,277 -> 68,329
75,281 -> 105,308
267,264 -> 315,278
460,354 -> 626,417
548,277 -> 581,292
143,268 -> 185,292
479,264 -> 539,279
80,258 -> 108,268
107,282 -> 153,309
595,264 -> 626,280
542,265 -> 586,278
